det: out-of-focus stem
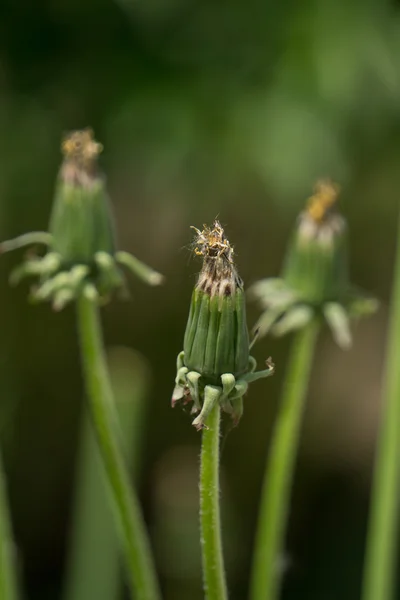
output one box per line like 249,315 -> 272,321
249,321 -> 319,600
362,210 -> 400,600
76,295 -> 160,600
63,348 -> 149,600
0,452 -> 18,600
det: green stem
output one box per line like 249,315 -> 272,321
63,350 -> 150,600
0,452 -> 18,600
76,295 -> 161,600
249,321 -> 319,600
200,404 -> 228,600
361,211 -> 400,600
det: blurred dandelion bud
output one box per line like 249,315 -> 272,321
50,128 -> 114,263
172,221 -> 274,430
0,128 -> 163,309
283,180 -> 348,303
250,180 -> 378,348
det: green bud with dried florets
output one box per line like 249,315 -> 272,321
283,180 -> 348,303
250,180 -> 378,348
0,128 -> 163,309
172,221 -> 274,430
49,129 -> 116,263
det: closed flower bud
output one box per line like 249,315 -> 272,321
0,128 -> 163,309
282,180 -> 348,303
183,222 -> 249,382
250,180 -> 377,348
172,221 -> 274,430
49,129 -> 115,263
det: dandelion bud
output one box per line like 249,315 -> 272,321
0,128 -> 163,309
283,181 -> 348,303
49,128 -> 115,263
173,221 -> 274,430
183,222 -> 249,381
250,180 -> 377,347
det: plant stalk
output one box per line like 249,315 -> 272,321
76,295 -> 160,600
63,349 -> 150,600
249,321 -> 319,600
361,211 -> 400,600
0,452 -> 18,600
200,403 -> 228,600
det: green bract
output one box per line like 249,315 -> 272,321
49,178 -> 115,264
0,128 -> 163,309
183,287 -> 249,382
172,221 -> 274,430
250,180 -> 377,348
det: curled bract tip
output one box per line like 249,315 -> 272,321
61,128 -> 103,163
266,356 -> 275,371
191,220 -> 234,263
306,179 -> 340,224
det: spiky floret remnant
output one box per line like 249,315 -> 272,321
60,128 -> 103,187
296,180 -> 346,249
62,128 -> 103,164
191,220 -> 243,300
306,179 -> 339,223
250,180 -> 378,348
192,220 -> 234,261
172,221 -> 274,431
0,128 -> 163,310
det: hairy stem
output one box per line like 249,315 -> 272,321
249,322 -> 319,600
361,210 -> 400,600
0,453 -> 18,600
76,296 -> 160,600
200,404 -> 228,600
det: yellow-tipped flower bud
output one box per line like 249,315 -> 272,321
49,128 -> 115,263
250,180 -> 377,348
283,181 -> 348,303
0,128 -> 163,310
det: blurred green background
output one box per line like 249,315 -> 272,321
0,0 -> 398,597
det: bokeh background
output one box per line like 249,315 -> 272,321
0,0 -> 398,598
